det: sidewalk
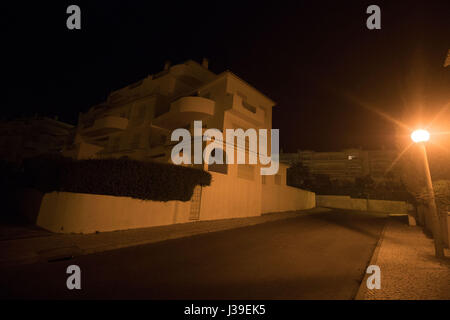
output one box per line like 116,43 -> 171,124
0,207 -> 328,268
356,217 -> 450,300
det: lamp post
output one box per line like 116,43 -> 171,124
411,129 -> 445,258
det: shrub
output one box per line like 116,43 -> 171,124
22,155 -> 211,202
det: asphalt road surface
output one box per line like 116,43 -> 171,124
0,210 -> 387,299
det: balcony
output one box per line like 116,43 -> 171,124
153,96 -> 215,129
82,115 -> 128,137
223,94 -> 265,126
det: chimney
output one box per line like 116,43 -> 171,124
202,58 -> 209,69
164,60 -> 171,71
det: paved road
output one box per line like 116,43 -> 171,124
0,210 -> 386,299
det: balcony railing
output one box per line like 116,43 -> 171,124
152,96 -> 215,129
82,115 -> 128,137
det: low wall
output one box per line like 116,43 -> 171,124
37,192 -> 192,234
316,195 -> 408,214
35,170 -> 317,234
367,199 -> 407,214
261,184 -> 315,214
200,172 -> 262,220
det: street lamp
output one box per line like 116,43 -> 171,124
410,129 -> 445,258
411,129 -> 430,143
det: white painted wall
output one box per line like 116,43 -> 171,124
261,184 -> 315,213
37,192 -> 191,234
36,163 -> 317,234
316,195 -> 408,214
200,171 -> 262,220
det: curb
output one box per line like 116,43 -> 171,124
354,217 -> 388,300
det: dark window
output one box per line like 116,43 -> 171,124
242,100 -> 257,113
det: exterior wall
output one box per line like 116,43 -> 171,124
315,195 -> 366,211
36,162 -> 263,234
260,163 -> 315,213
37,192 -> 192,234
34,176 -> 259,234
36,163 -> 316,234
316,195 -> 408,214
200,170 -> 262,220
367,199 -> 407,214
261,184 -> 315,213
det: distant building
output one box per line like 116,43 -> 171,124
281,148 -> 401,182
0,116 -> 74,164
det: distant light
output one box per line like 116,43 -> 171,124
411,129 -> 430,143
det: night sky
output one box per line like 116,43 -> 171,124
3,0 -> 450,152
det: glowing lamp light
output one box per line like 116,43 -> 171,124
411,129 -> 430,143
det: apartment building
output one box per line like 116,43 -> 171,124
64,59 -> 274,166
63,59 -> 292,219
281,149 -> 400,182
0,116 -> 74,164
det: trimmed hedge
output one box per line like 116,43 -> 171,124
21,155 -> 211,202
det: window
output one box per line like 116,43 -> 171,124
237,91 -> 256,113
242,100 -> 257,113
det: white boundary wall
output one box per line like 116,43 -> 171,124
261,184 -> 315,214
36,161 -> 317,234
36,173 -> 315,234
37,192 -> 192,233
316,195 -> 408,214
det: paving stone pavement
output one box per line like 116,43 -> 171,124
356,218 -> 450,300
